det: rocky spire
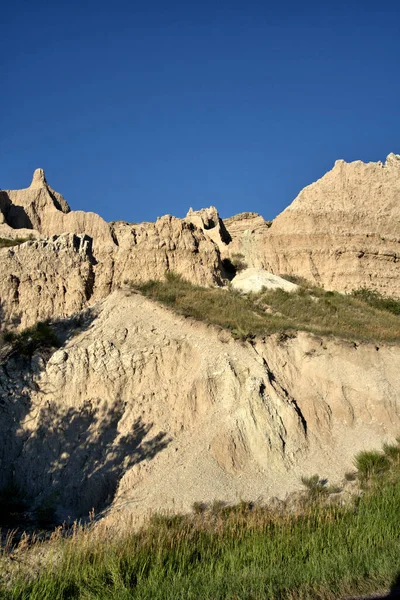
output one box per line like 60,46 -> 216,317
30,168 -> 47,188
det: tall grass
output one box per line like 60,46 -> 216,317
131,273 -> 400,342
2,459 -> 399,600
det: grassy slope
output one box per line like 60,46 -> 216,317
2,450 -> 400,600
132,273 -> 400,343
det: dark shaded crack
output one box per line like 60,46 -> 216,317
252,344 -> 308,437
84,264 -> 95,301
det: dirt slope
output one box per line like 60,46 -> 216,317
1,291 -> 398,524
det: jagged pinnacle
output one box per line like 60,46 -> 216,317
30,168 -> 47,188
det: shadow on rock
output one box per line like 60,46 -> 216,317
0,322 -> 171,528
14,399 -> 171,525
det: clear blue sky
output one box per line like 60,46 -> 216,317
1,0 -> 399,224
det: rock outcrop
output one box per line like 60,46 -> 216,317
231,268 -> 298,294
0,291 -> 398,523
0,234 -> 94,329
222,212 -> 272,268
108,216 -> 223,288
0,171 -> 224,327
222,155 -> 400,296
0,158 -> 400,526
0,169 -> 115,251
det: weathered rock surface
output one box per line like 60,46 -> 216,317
0,171 -> 224,327
222,212 -> 272,268
0,291 -> 398,523
185,206 -> 232,247
222,155 -> 400,296
108,216 -> 223,288
0,234 -> 94,329
231,268 -> 299,294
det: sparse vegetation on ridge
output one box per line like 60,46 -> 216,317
352,287 -> 400,316
130,273 -> 400,342
1,440 -> 399,600
0,236 -> 34,248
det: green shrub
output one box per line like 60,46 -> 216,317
301,474 -> 329,499
383,442 -> 400,462
354,450 -> 391,480
230,253 -> 248,273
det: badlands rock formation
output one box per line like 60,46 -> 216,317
0,170 -> 222,328
0,290 -> 399,523
223,154 -> 400,296
0,234 -> 94,329
231,268 -> 299,294
0,156 -> 399,525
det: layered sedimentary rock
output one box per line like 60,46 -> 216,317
0,291 -> 398,523
0,234 -> 94,329
108,216 -> 223,288
0,169 -> 114,251
222,212 -> 272,267
222,155 -> 400,296
0,171 -> 223,327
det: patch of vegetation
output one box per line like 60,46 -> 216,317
2,441 -> 400,600
131,273 -> 400,343
352,288 -> 400,316
0,235 -> 34,248
354,449 -> 391,481
2,322 -> 60,356
230,252 -> 248,272
301,474 -> 329,499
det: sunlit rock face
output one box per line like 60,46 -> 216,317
219,155 -> 400,297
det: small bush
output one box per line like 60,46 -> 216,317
301,475 -> 329,499
354,450 -> 390,480
192,501 -> 208,515
344,471 -> 357,482
230,253 -> 248,273
383,442 -> 400,462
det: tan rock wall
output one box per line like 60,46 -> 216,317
223,155 -> 400,296
0,234 -> 94,329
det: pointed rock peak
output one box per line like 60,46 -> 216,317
385,153 -> 400,167
30,168 -> 47,188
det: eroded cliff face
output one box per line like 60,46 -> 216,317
0,234 -> 94,329
0,158 -> 399,525
0,291 -> 398,523
221,155 -> 400,296
0,170 -> 223,328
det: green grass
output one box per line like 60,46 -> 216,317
0,236 -> 34,248
131,273 -> 400,343
352,287 -> 400,316
2,446 -> 400,600
354,450 -> 391,481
